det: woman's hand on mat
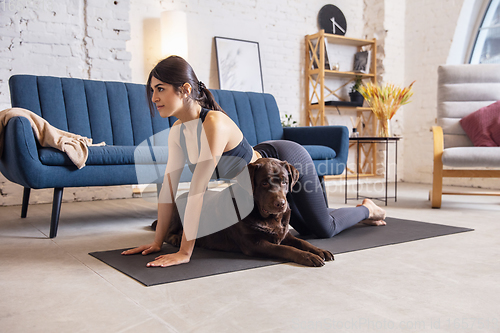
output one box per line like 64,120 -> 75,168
121,243 -> 162,256
146,251 -> 191,268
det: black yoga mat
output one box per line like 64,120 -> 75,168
89,217 -> 473,287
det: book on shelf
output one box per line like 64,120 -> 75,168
309,38 -> 331,70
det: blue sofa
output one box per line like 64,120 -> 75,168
1,75 -> 349,237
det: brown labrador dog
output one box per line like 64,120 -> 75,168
155,158 -> 334,267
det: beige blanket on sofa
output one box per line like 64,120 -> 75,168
0,107 -> 105,169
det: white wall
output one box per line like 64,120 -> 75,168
403,0 -> 500,189
127,0 -> 365,127
403,0 -> 465,185
1,0 -> 494,206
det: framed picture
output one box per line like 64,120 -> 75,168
353,50 -> 371,74
214,37 -> 264,93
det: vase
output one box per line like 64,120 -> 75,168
378,118 -> 391,137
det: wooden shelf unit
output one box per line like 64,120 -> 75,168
305,30 -> 379,178
305,30 -> 377,126
308,69 -> 375,78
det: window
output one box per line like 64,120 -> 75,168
470,0 -> 500,63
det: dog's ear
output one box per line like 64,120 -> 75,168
247,162 -> 261,193
283,161 -> 299,192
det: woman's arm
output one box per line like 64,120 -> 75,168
122,124 -> 186,256
147,114 -> 231,267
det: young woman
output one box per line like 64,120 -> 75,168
122,56 -> 386,268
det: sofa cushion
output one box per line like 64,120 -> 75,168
302,145 -> 336,160
442,147 -> 500,167
209,90 -> 284,146
39,145 -> 169,166
459,101 -> 500,147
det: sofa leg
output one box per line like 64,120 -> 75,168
21,187 -> 31,218
50,187 -> 64,238
318,176 -> 329,207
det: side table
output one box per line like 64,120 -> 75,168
345,136 -> 402,206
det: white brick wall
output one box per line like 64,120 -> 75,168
0,0 -> 132,110
0,0 -> 132,206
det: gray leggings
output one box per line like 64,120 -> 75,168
253,140 -> 369,238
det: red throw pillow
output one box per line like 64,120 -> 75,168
459,101 -> 500,147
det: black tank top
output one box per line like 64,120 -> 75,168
179,108 -> 253,180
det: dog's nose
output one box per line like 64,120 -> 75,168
274,199 -> 285,209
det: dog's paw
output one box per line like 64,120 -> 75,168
165,234 -> 182,247
320,249 -> 335,261
308,248 -> 335,262
297,252 -> 326,267
151,220 -> 158,231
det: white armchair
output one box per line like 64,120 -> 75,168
431,64 -> 500,208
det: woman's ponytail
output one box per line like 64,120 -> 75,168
195,80 -> 224,112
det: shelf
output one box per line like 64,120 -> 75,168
309,104 -> 372,111
324,34 -> 375,46
327,106 -> 372,111
305,29 -> 376,130
307,69 -> 375,78
306,32 -> 375,47
305,30 -> 378,178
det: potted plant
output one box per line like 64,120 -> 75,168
349,76 -> 365,106
281,114 -> 297,127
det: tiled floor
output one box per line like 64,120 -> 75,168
1,182 -> 499,332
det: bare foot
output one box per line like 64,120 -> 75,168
359,219 -> 387,226
356,199 -> 387,226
